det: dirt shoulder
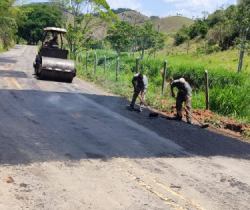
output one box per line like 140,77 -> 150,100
155,99 -> 250,143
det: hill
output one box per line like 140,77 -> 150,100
62,9 -> 194,40
149,16 -> 194,33
117,10 -> 150,24
117,10 -> 194,33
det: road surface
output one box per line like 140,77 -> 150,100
0,45 -> 250,210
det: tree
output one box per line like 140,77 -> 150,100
189,19 -> 208,39
106,21 -> 134,57
64,21 -> 92,54
236,0 -> 250,73
0,17 -> 17,47
137,22 -> 155,59
50,0 -> 117,54
0,0 -> 24,48
202,11 -> 209,20
18,4 -> 63,45
147,31 -> 166,59
174,25 -> 190,46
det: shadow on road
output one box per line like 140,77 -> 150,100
0,89 -> 249,166
0,70 -> 27,78
0,57 -> 17,64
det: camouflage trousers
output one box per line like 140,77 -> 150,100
176,94 -> 192,123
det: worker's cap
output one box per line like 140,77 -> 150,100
179,78 -> 186,84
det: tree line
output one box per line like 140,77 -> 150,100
106,21 -> 166,59
174,0 -> 250,52
3,0 -> 165,60
0,0 -> 21,49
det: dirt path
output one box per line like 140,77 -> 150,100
0,45 -> 249,210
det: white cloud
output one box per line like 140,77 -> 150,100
106,0 -> 142,11
163,0 -> 236,18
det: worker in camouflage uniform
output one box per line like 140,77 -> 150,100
171,78 -> 192,124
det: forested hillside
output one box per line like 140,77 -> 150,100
174,1 -> 250,53
0,0 -> 23,51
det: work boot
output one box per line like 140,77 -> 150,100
173,116 -> 182,121
128,104 -> 134,109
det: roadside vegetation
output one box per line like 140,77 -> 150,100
76,49 -> 250,123
0,0 -> 23,51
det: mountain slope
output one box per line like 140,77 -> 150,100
117,11 -> 194,33
149,16 -> 194,33
117,10 -> 150,24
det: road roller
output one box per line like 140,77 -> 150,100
33,27 -> 76,83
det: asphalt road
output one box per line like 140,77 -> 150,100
0,45 -> 249,210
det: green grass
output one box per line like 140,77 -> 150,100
76,49 -> 250,123
161,50 -> 250,73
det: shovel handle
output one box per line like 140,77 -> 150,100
184,107 -> 204,126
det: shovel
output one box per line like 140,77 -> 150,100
138,96 -> 159,118
184,108 -> 209,128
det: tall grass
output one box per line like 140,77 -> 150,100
76,49 -> 250,123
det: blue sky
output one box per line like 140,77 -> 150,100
106,0 -> 237,18
29,0 -> 237,19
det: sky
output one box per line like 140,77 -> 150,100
29,0 -> 237,19
106,0 -> 237,19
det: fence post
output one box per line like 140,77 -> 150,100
116,57 -> 119,82
205,70 -> 209,110
86,51 -> 88,71
136,57 -> 140,73
94,52 -> 97,74
162,60 -> 167,94
104,55 -> 106,74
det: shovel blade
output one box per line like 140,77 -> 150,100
149,113 -> 158,118
201,124 -> 209,128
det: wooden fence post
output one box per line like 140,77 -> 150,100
94,52 -> 97,74
162,60 -> 167,94
205,70 -> 209,110
116,57 -> 119,81
86,51 -> 88,71
104,55 -> 106,74
136,57 -> 140,73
